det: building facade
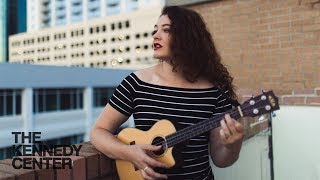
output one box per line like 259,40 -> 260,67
0,0 -> 7,63
27,0 -> 164,31
0,0 -> 27,63
9,6 -> 162,69
0,63 -> 133,160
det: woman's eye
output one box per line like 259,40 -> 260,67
164,28 -> 170,33
152,30 -> 157,35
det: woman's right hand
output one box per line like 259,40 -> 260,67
124,144 -> 168,179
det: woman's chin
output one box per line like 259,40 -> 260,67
153,54 -> 169,61
153,55 -> 162,59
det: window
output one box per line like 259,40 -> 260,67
125,20 -> 130,28
0,89 -> 22,116
33,88 -> 83,113
93,88 -> 116,107
0,149 -> 4,160
0,146 -> 15,160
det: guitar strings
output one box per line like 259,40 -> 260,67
150,97 -> 274,147
164,104 -> 272,147
153,105 -> 269,147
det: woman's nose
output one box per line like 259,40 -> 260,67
153,31 -> 160,40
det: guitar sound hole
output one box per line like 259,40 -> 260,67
151,136 -> 166,156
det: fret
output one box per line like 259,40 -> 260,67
163,91 -> 279,148
166,108 -> 241,147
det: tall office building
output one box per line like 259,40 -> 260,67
0,0 -> 26,63
10,6 -> 163,69
0,1 -> 7,63
27,0 -> 164,31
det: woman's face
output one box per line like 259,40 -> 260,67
152,15 -> 172,61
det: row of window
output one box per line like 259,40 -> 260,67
71,42 -> 85,48
23,50 -> 35,54
0,88 -> 116,117
17,55 -> 155,65
135,44 -> 151,51
94,88 -> 115,107
54,32 -> 67,40
13,42 -> 151,60
111,34 -> 130,42
33,88 -> 83,113
23,59 -> 35,63
54,55 -> 66,60
13,45 -> 139,58
11,41 -> 20,47
16,48 -> 50,56
0,146 -> 13,161
71,29 -> 84,37
90,39 -> 107,45
0,90 -> 21,117
89,20 -> 130,34
135,32 -> 152,39
136,57 -> 154,62
90,50 -> 107,56
110,20 -> 130,31
37,57 -> 50,62
38,36 -> 50,43
32,88 -> 116,113
12,29 -> 153,48
23,38 -> 35,45
90,61 -> 107,67
12,36 -> 51,47
89,58 -> 132,68
71,63 -> 85,67
71,53 -> 85,58
38,48 -> 50,52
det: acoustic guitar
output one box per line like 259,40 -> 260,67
116,91 -> 280,180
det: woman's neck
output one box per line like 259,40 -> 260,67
156,60 -> 185,82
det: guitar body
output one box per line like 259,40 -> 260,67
115,91 -> 280,180
116,119 -> 177,180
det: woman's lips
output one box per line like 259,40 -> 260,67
153,43 -> 162,50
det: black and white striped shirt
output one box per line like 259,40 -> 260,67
109,73 -> 232,180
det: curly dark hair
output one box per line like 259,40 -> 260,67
161,6 -> 237,100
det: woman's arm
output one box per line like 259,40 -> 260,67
209,114 -> 244,168
90,104 -> 131,159
90,104 -> 168,179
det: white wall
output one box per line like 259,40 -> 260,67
211,133 -> 271,180
273,106 -> 320,180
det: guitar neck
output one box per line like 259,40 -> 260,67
165,107 -> 242,147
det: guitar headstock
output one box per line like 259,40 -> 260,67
241,91 -> 280,117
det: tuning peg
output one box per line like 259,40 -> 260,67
251,95 -> 255,99
262,90 -> 266,93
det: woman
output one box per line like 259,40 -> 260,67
90,6 -> 244,180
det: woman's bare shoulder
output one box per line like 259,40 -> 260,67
133,66 -> 156,82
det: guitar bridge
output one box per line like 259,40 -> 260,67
130,141 -> 136,145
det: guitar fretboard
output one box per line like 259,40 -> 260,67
165,108 -> 241,147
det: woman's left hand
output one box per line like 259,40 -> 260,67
219,114 -> 245,152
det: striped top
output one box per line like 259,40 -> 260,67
109,73 -> 232,180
